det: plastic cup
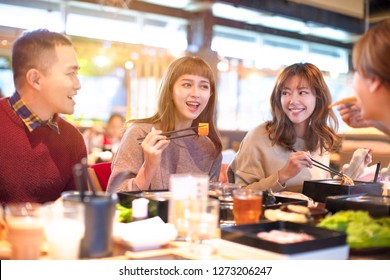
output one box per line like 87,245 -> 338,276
184,198 -> 220,256
43,201 -> 85,259
168,174 -> 209,240
233,189 -> 263,225
5,203 -> 44,260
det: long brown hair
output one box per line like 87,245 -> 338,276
352,19 -> 390,91
266,62 -> 340,153
131,56 -> 222,156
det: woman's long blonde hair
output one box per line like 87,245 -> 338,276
131,56 -> 222,156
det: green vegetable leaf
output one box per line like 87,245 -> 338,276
116,203 -> 132,223
317,210 -> 390,248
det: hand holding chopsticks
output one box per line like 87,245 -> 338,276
137,123 -> 209,143
292,149 -> 346,178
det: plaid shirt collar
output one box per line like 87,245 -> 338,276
9,92 -> 60,134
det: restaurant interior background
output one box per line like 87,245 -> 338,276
1,0 -> 390,167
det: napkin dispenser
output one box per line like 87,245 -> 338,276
117,191 -> 170,223
302,179 -> 383,203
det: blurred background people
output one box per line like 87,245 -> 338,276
83,113 -> 126,163
103,113 -> 126,153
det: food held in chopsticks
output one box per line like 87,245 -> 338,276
137,122 -> 209,142
166,122 -> 209,140
328,96 -> 358,108
340,174 -> 355,186
305,152 -> 354,185
197,123 -> 209,136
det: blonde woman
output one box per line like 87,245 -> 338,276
107,56 -> 222,192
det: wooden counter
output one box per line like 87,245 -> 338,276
1,238 -> 389,260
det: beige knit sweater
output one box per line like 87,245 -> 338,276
227,123 -> 330,193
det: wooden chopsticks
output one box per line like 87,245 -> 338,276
292,149 -> 346,178
136,125 -> 203,143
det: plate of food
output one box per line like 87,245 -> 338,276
221,221 -> 346,255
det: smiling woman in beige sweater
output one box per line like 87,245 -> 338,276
228,63 -> 340,193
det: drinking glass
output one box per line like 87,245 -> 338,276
5,203 -> 44,260
233,189 -> 263,225
184,198 -> 220,256
44,201 -> 85,260
169,174 -> 209,240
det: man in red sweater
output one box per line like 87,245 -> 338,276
0,29 -> 87,203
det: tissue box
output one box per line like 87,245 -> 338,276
325,194 -> 390,217
117,191 -> 170,222
302,179 -> 383,203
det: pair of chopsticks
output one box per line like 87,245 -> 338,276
137,124 -> 204,143
73,157 -> 98,201
292,149 -> 346,178
311,159 -> 346,178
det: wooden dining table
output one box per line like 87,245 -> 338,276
106,238 -> 390,261
1,233 -> 389,260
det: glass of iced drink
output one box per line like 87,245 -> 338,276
43,201 -> 85,260
184,198 -> 220,256
5,203 -> 44,260
233,189 -> 263,225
